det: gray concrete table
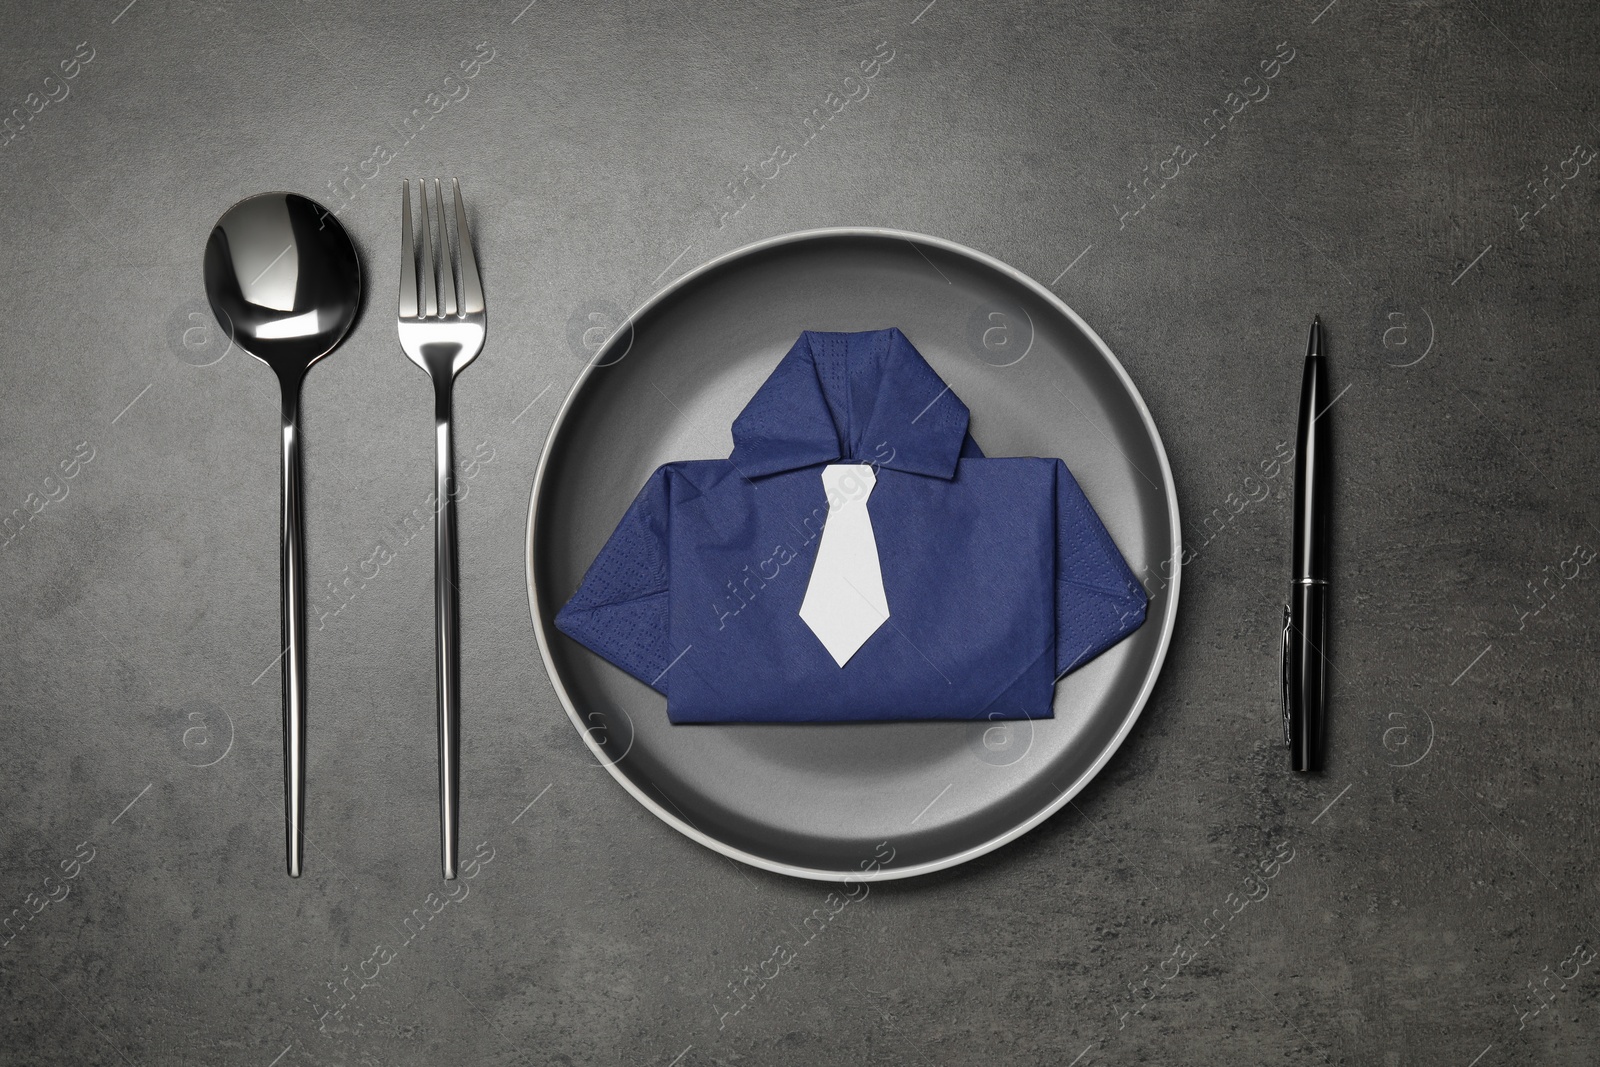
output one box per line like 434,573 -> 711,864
3,1 -> 1597,1064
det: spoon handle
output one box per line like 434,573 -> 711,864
280,382 -> 308,878
434,381 -> 461,880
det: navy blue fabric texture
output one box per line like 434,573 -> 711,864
554,328 -> 1149,723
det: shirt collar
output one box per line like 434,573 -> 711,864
729,328 -> 971,480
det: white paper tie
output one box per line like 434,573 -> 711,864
799,464 -> 890,666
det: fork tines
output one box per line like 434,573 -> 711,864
399,178 -> 484,321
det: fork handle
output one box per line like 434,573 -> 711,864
433,379 -> 461,880
278,377 -> 307,878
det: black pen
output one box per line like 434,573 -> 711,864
1282,316 -> 1331,772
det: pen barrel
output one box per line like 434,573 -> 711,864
1287,582 -> 1329,772
1292,354 -> 1330,581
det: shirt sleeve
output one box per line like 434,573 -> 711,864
1054,459 -> 1150,677
554,466 -> 672,692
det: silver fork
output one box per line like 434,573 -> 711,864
398,178 -> 485,879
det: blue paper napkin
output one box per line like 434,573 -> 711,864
555,327 -> 1149,723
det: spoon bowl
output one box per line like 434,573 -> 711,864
204,192 -> 361,877
205,193 -> 361,379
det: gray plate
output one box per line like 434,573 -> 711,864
525,228 -> 1181,881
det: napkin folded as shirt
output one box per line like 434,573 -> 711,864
555,327 -> 1149,723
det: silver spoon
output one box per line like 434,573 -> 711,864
204,193 -> 361,877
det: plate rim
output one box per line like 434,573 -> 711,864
524,226 -> 1182,882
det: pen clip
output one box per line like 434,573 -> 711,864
1280,602 -> 1292,746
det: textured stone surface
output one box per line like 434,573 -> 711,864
2,1 -> 1598,1064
